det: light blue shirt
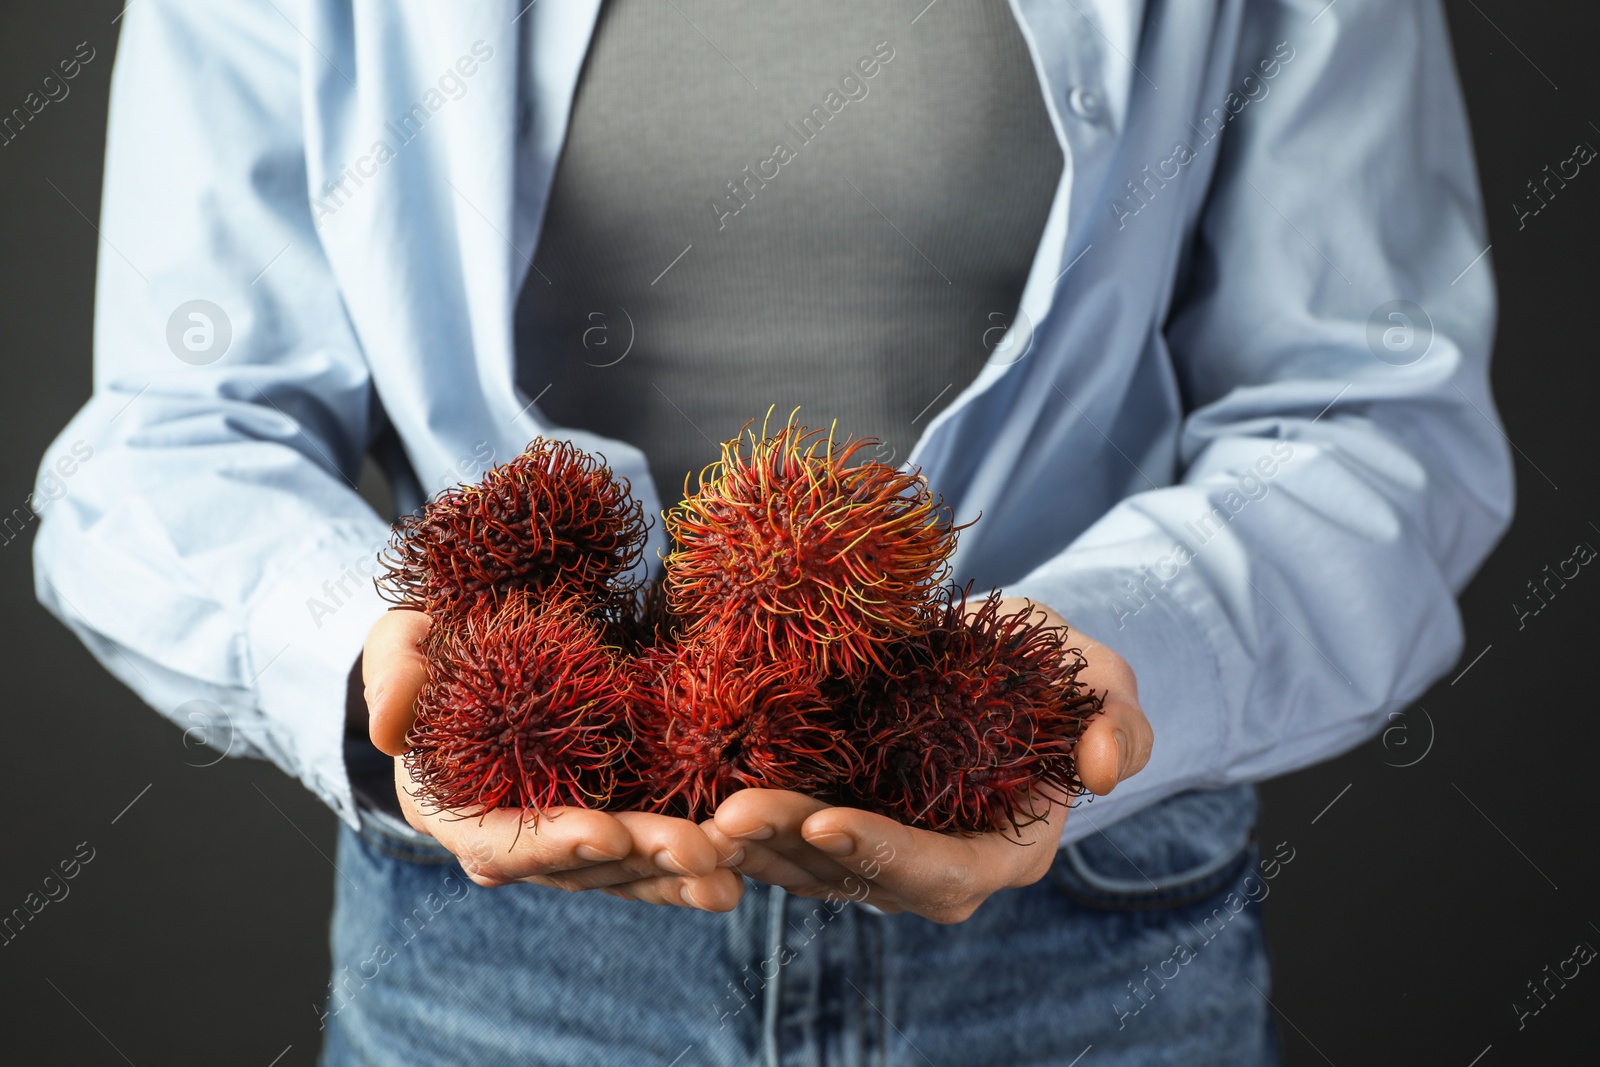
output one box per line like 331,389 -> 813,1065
34,0 -> 1512,840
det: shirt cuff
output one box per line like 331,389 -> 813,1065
244,520 -> 391,830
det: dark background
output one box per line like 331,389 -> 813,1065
1,3 -> 1594,1063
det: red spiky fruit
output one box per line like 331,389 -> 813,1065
404,588 -> 626,819
845,586 -> 1103,835
617,638 -> 857,820
379,438 -> 648,618
614,572 -> 679,654
663,415 -> 961,678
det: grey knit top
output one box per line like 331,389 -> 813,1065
515,0 -> 1062,505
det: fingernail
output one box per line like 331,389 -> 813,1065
367,683 -> 385,710
680,884 -> 701,908
1114,729 -> 1131,777
733,825 -> 775,841
807,832 -> 854,856
654,849 -> 692,875
575,844 -> 625,862
718,848 -> 745,868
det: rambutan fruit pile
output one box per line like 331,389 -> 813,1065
378,418 -> 1103,835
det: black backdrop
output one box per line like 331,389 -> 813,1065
1,3 -> 1594,1063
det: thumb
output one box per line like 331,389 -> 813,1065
363,608 -> 432,756
1075,696 -> 1151,796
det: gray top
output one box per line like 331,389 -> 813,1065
516,0 -> 1062,505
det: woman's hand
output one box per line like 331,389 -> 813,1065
702,598 -> 1152,923
362,608 -> 744,911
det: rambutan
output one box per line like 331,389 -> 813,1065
663,415 -> 962,678
404,588 -> 626,819
613,572 -> 679,654
378,438 -> 648,618
844,586 -> 1103,835
617,638 -> 857,820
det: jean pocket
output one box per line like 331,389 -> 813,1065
1048,786 -> 1258,911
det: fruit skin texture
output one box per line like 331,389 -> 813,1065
845,587 -> 1103,835
378,438 -> 648,618
404,589 -> 626,819
618,637 -> 857,821
663,418 -> 961,680
615,573 -> 678,654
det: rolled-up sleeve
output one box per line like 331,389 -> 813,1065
31,0 -> 389,829
1008,0 -> 1514,837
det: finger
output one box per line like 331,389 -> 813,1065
1075,714 -> 1121,796
597,869 -> 745,911
701,817 -> 852,890
697,819 -> 751,869
393,754 -> 638,882
797,806 -> 986,917
519,855 -> 684,891
703,818 -> 906,911
712,788 -> 833,849
612,812 -> 722,878
711,792 -> 882,891
427,805 -> 636,884
524,811 -> 725,891
363,609 -> 432,756
1076,696 -> 1153,795
706,826 -> 896,908
710,836 -> 842,894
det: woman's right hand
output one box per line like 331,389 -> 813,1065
362,609 -> 744,911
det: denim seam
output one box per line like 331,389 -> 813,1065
762,884 -> 785,1067
1048,840 -> 1255,912
873,910 -> 887,1067
1061,822 -> 1255,896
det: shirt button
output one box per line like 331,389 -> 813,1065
1067,86 -> 1103,121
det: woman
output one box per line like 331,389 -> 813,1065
36,1 -> 1508,1062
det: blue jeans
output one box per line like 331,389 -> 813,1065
319,787 -> 1278,1066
